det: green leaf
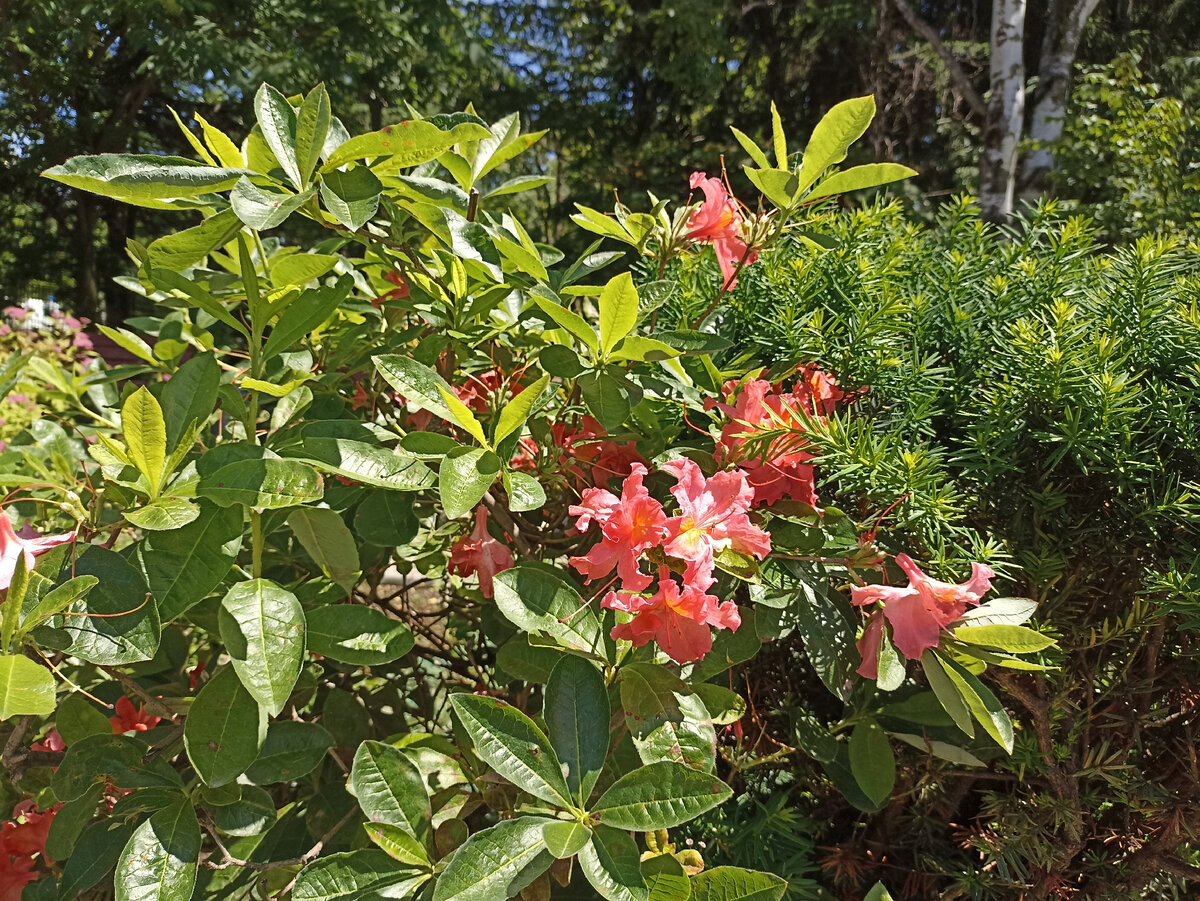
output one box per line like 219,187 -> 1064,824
55,693 -> 113,745
365,822 -> 432,866
283,439 -> 434,491
503,470 -> 546,513
744,167 -> 799,209
320,165 -> 382,230
545,655 -> 609,804
432,817 -> 553,901
351,741 -> 431,840
579,369 -> 630,432
123,387 -> 167,494
608,336 -> 680,363
689,867 -> 788,901
691,683 -> 746,726
114,799 -> 200,901
373,354 -> 457,421
797,95 -> 876,192
654,331 -> 733,354
730,127 -> 771,169
287,507 -> 360,591
875,628 -> 906,692
629,688 -> 716,774
642,853 -> 690,901
58,819 -> 136,899
271,252 -> 340,286
494,374 -> 551,445
579,824 -> 649,901
294,849 -> 421,901
147,267 -> 249,337
354,492 -> 418,547
54,546 -> 159,666
599,272 -> 640,358
770,101 -> 787,167
539,344 -> 586,377
591,761 -> 732,830
864,882 -> 896,901
295,84 -> 332,185
125,497 -> 200,531
254,83 -> 301,188
324,120 -> 491,172
230,178 -> 315,230
890,732 -> 985,766
162,352 -> 220,452
449,693 -> 573,807
183,666 -> 266,787
496,636 -> 565,684
244,721 -> 334,785
53,734 -> 183,802
131,501 -> 244,622
791,581 -> 856,696
306,604 -> 414,666
531,290 -> 599,354
196,457 -> 323,508
147,209 -> 242,272
542,821 -> 591,859
218,579 -> 306,716
0,654 -> 55,720
262,275 -> 353,362
439,447 -> 501,519
45,783 -> 104,860
939,655 -> 1015,752
437,385 -> 490,447
957,597 -> 1038,627
42,154 -> 250,208
807,163 -> 917,199
953,624 -> 1056,653
210,784 -> 277,836
848,721 -> 895,806
492,564 -> 605,656
920,650 -> 974,738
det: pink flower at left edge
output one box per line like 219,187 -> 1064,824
0,516 -> 75,591
447,506 -> 514,598
851,553 -> 996,671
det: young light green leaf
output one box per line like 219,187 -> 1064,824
797,95 -> 876,192
599,272 -> 640,358
124,497 -> 200,532
730,127 -> 771,169
530,291 -> 599,354
0,654 -> 56,720
123,387 -> 167,495
494,374 -> 550,445
295,84 -> 331,185
957,597 -> 1038,627
502,470 -> 546,513
373,354 -> 456,421
953,623 -> 1056,654
940,655 -> 1015,752
218,579 -> 306,716
439,447 -> 501,519
183,666 -> 266,787
591,761 -> 731,830
437,386 -> 489,447
807,162 -> 918,199
449,693 -> 573,807
770,101 -> 787,168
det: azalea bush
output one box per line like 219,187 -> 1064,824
0,87 -> 1058,901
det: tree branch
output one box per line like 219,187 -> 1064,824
890,0 -> 987,118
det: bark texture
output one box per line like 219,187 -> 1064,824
979,0 -> 1026,223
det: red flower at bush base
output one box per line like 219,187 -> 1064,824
852,554 -> 996,671
0,799 -> 60,899
0,516 -> 75,591
687,172 -> 758,289
661,458 -> 771,589
447,506 -> 514,598
569,463 -> 667,592
605,568 -> 742,664
109,697 -> 161,734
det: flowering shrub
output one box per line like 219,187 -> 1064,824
0,88 -> 1059,901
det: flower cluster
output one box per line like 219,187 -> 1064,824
686,172 -> 758,289
448,506 -> 514,598
710,366 -> 848,509
570,459 -> 771,663
852,554 -> 996,675
515,414 -> 646,489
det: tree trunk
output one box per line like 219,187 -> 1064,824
1019,0 -> 1101,200
75,195 -> 100,320
979,0 -> 1027,223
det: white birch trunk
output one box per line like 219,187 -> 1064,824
979,0 -> 1027,223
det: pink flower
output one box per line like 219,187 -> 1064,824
570,463 -> 667,592
72,332 -> 94,351
109,697 -> 161,734
661,458 -> 771,589
0,516 -> 75,591
30,730 -> 64,753
687,172 -> 758,289
852,554 -> 996,667
0,799 -> 59,862
447,506 -> 514,598
2,306 -> 26,322
604,569 -> 742,664
855,610 -> 887,679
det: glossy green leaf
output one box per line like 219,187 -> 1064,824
531,291 -> 599,354
797,95 -> 876,192
940,655 -> 1015,752
578,824 -> 648,901
953,623 -> 1056,653
210,784 -> 277,836
373,354 -> 457,421
320,165 -> 382,231
591,761 -> 731,830
365,822 -> 431,866
114,798 -> 200,901
124,497 -> 200,531
123,386 -> 167,493
691,683 -> 746,726
439,446 -> 501,519
431,817 -> 553,901
350,741 -> 431,839
642,853 -> 690,901
492,563 -> 605,655
161,352 -> 220,452
848,721 -> 895,806
218,579 -> 306,716
45,783 -> 104,861
689,867 -> 787,901
579,369 -> 630,432
494,374 -> 550,444
295,83 -> 331,185
184,666 -> 266,787
283,438 -> 434,491
55,546 -> 160,666
306,604 -> 414,665
146,209 -> 242,272
287,507 -> 360,591
449,693 -> 572,807
324,119 -> 491,172
244,720 -> 334,785
196,457 -> 323,508
545,655 -> 609,803
261,275 -> 353,361
437,385 -> 490,446
354,491 -> 418,547
503,469 -> 546,512
58,820 -> 136,899
271,252 -> 339,286
42,154 -> 249,208
230,178 -> 315,230
599,272 -> 640,357
920,650 -> 974,738
294,849 -> 422,901
131,501 -> 244,622
0,654 -> 55,720
254,83 -> 301,188
542,821 -> 591,859
808,162 -> 917,199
